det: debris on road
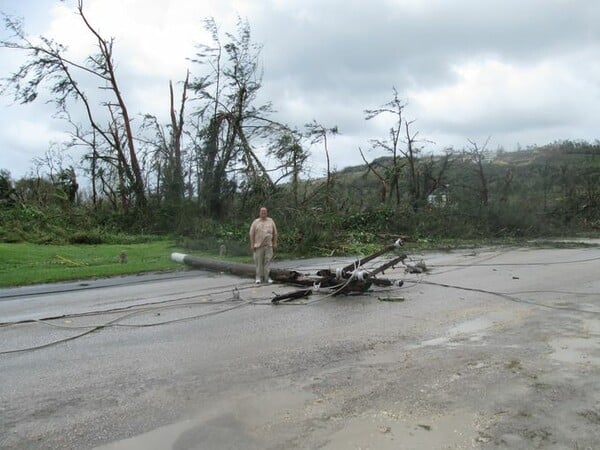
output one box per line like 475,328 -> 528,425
405,260 -> 428,273
378,296 -> 405,302
172,239 -> 410,298
272,289 -> 312,304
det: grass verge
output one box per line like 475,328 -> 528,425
0,240 -> 185,288
1,236 -> 597,288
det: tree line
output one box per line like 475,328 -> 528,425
0,1 -> 598,251
1,3 -> 302,218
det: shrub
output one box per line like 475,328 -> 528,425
68,230 -> 106,245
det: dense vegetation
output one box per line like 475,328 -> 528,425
0,3 -> 598,256
1,140 -> 598,256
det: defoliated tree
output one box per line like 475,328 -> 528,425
364,88 -> 406,205
140,72 -> 190,207
0,1 -> 146,211
419,150 -> 453,206
191,17 -> 275,217
165,73 -> 190,205
465,137 -> 491,208
268,130 -> 309,207
305,120 -> 338,208
358,147 -> 388,204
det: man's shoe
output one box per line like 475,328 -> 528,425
255,279 -> 261,284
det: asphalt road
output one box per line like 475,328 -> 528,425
1,246 -> 599,449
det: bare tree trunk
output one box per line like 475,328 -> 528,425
499,167 -> 513,204
76,0 -> 146,209
467,138 -> 490,208
359,147 -> 387,203
90,148 -> 98,207
167,71 -> 189,203
364,88 -> 406,206
405,120 -> 420,208
305,121 -> 338,209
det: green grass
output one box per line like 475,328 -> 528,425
0,240 -> 186,287
2,236 -> 597,288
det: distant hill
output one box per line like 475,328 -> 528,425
294,140 -> 599,237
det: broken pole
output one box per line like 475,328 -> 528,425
171,241 -> 404,293
171,253 -> 315,285
369,255 -> 407,276
341,239 -> 404,272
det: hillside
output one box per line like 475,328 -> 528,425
295,140 -> 599,238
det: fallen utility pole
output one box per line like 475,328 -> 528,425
171,239 -> 406,296
341,240 -> 405,272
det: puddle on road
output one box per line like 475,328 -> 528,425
450,317 -> 494,335
549,318 -> 600,366
94,389 -> 313,450
323,410 -> 478,450
549,338 -> 600,365
94,418 -> 201,450
416,311 -> 523,349
419,317 -> 494,347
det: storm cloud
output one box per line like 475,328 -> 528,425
1,0 -> 598,177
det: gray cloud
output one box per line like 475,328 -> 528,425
255,0 -> 600,86
1,0 -> 598,178
244,0 -> 599,155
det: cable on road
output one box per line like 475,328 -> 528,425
0,263 -> 380,353
0,298 -> 254,355
413,279 -> 600,315
2,253 -> 598,354
0,281 -> 257,327
428,254 -> 600,268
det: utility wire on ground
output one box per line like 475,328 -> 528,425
2,253 -> 598,355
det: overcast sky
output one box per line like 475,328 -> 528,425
1,0 -> 599,179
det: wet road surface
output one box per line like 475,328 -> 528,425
1,246 -> 599,449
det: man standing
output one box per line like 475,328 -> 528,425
249,206 -> 278,284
